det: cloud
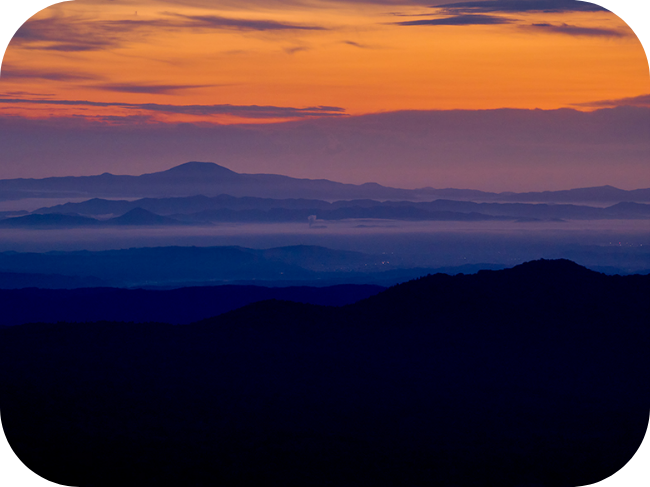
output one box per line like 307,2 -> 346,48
165,13 -> 325,31
341,40 -> 371,48
89,83 -> 220,95
0,91 -> 56,98
394,2 -> 618,33
11,12 -> 325,52
395,14 -> 512,26
283,46 -> 309,54
156,0 -> 435,7
12,15 -> 163,52
0,97 -> 346,119
572,94 -> 650,108
525,22 -> 626,37
0,66 -> 101,82
436,0 -> 607,14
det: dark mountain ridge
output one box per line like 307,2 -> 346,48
0,208 -> 186,228
26,193 -> 650,224
1,259 -> 648,486
0,213 -> 100,228
0,161 -> 407,201
2,161 -> 649,203
0,271 -> 107,290
0,245 -> 315,285
0,284 -> 384,327
107,207 -> 184,226
0,245 -> 390,287
1,245 -> 647,289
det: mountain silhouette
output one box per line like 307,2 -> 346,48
143,161 -> 243,182
498,185 -> 650,203
1,161 -> 649,202
0,272 -> 107,290
0,213 -> 99,228
0,245 -> 396,287
105,207 -> 183,226
1,260 -> 648,486
0,208 -> 186,228
0,284 -> 384,327
27,193 -> 650,223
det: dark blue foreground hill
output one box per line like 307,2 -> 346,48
0,284 -> 384,326
1,259 -> 648,486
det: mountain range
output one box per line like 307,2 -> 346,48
1,192 -> 649,228
0,284 -> 384,327
0,208 -> 186,228
1,244 -> 648,290
31,194 -> 650,219
1,260 -> 648,486
0,245 -> 509,288
2,161 -> 649,203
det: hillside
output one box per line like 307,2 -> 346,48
1,260 -> 648,486
0,245 -> 485,288
0,284 -> 384,326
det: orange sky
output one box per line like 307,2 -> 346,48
1,0 -> 648,125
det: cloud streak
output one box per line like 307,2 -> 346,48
395,14 -> 512,26
341,40 -> 371,48
526,22 -> 626,37
12,16 -> 162,52
395,2 -> 619,35
0,97 -> 346,119
283,46 -> 309,54
88,83 -> 221,95
573,94 -> 650,108
11,12 -> 326,52
0,66 -> 101,81
435,0 -> 607,14
165,13 -> 325,31
0,91 -> 55,98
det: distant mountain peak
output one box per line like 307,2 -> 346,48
162,161 -> 239,175
120,207 -> 157,217
1,161 -> 648,203
109,207 -> 180,226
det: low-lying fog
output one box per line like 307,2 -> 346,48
1,219 -> 648,273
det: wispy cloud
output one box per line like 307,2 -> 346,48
341,40 -> 371,48
156,0 -> 435,7
396,14 -> 512,26
283,46 -> 310,54
525,22 -> 626,37
0,97 -> 346,119
165,12 -> 325,31
12,15 -> 162,52
89,83 -> 221,95
435,0 -> 607,14
572,94 -> 650,108
0,91 -> 56,98
1,65 -> 101,81
394,1 -> 618,33
11,12 -> 326,52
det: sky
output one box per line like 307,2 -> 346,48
0,0 -> 649,190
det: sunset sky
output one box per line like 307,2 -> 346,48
0,0 -> 649,190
